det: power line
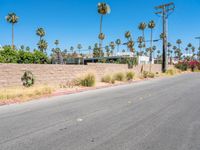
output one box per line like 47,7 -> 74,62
155,2 -> 175,73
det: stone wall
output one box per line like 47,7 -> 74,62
0,63 -> 165,88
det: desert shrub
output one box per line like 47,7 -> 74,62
166,69 -> 176,76
143,71 -> 149,78
143,71 -> 155,78
114,72 -> 125,81
111,78 -> 115,84
148,72 -> 155,78
101,75 -> 112,83
21,71 -> 35,87
126,72 -> 135,80
79,74 -> 96,87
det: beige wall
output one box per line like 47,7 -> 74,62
0,63 -> 166,88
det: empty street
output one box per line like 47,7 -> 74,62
0,73 -> 200,150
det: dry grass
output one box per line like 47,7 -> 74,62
0,85 -> 55,103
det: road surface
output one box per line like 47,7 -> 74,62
0,73 -> 200,150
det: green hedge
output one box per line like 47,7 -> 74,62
0,46 -> 49,64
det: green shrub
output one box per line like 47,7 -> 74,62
175,62 -> 188,71
126,72 -> 135,80
79,74 -> 96,87
114,72 -> 125,81
101,75 -> 112,83
21,71 -> 35,87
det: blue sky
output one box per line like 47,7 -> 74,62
0,0 -> 200,53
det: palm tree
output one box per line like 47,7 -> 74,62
97,2 -> 111,50
125,31 -> 131,41
54,40 -> 59,48
137,36 -> 144,55
70,46 -> 74,53
63,49 -> 68,54
26,46 -> 30,51
138,22 -> 147,49
6,13 -> 19,48
187,43 -> 192,55
148,20 -> 155,70
109,42 -> 115,56
115,39 -> 121,54
173,46 -> 177,57
105,45 -> 111,57
127,40 -> 135,53
20,45 -> 25,50
88,46 -> 92,55
192,46 -> 195,59
36,28 -> 45,41
77,44 -> 83,55
37,39 -> 48,53
176,39 -> 182,49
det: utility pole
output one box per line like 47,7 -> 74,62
155,2 -> 175,73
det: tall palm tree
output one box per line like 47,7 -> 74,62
127,40 -> 135,53
115,39 -> 121,54
176,39 -> 182,49
97,2 -> 111,50
77,44 -> 83,55
192,46 -> 195,57
125,31 -> 131,41
137,36 -> 144,54
37,39 -> 48,53
187,43 -> 192,55
148,20 -> 155,71
173,46 -> 177,55
54,40 -> 59,48
6,13 -> 19,48
36,28 -> 45,41
105,45 -> 111,57
70,46 -> 74,53
88,46 -> 92,55
109,42 -> 115,56
138,22 -> 147,49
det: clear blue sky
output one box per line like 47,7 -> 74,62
0,0 -> 200,53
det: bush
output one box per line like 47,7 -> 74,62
111,78 -> 115,84
189,61 -> 199,72
21,71 -> 35,87
143,71 -> 149,78
143,71 -> 155,78
0,45 -> 18,63
101,75 -> 112,83
126,72 -> 135,80
166,69 -> 176,76
148,72 -> 155,78
114,72 -> 125,81
79,74 -> 96,87
0,46 -> 49,64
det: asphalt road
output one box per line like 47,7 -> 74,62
0,73 -> 200,150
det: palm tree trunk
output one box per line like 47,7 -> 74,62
99,15 -> 103,56
12,23 -> 14,49
143,30 -> 145,52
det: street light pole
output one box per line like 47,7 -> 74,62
195,37 -> 200,49
155,2 -> 175,73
